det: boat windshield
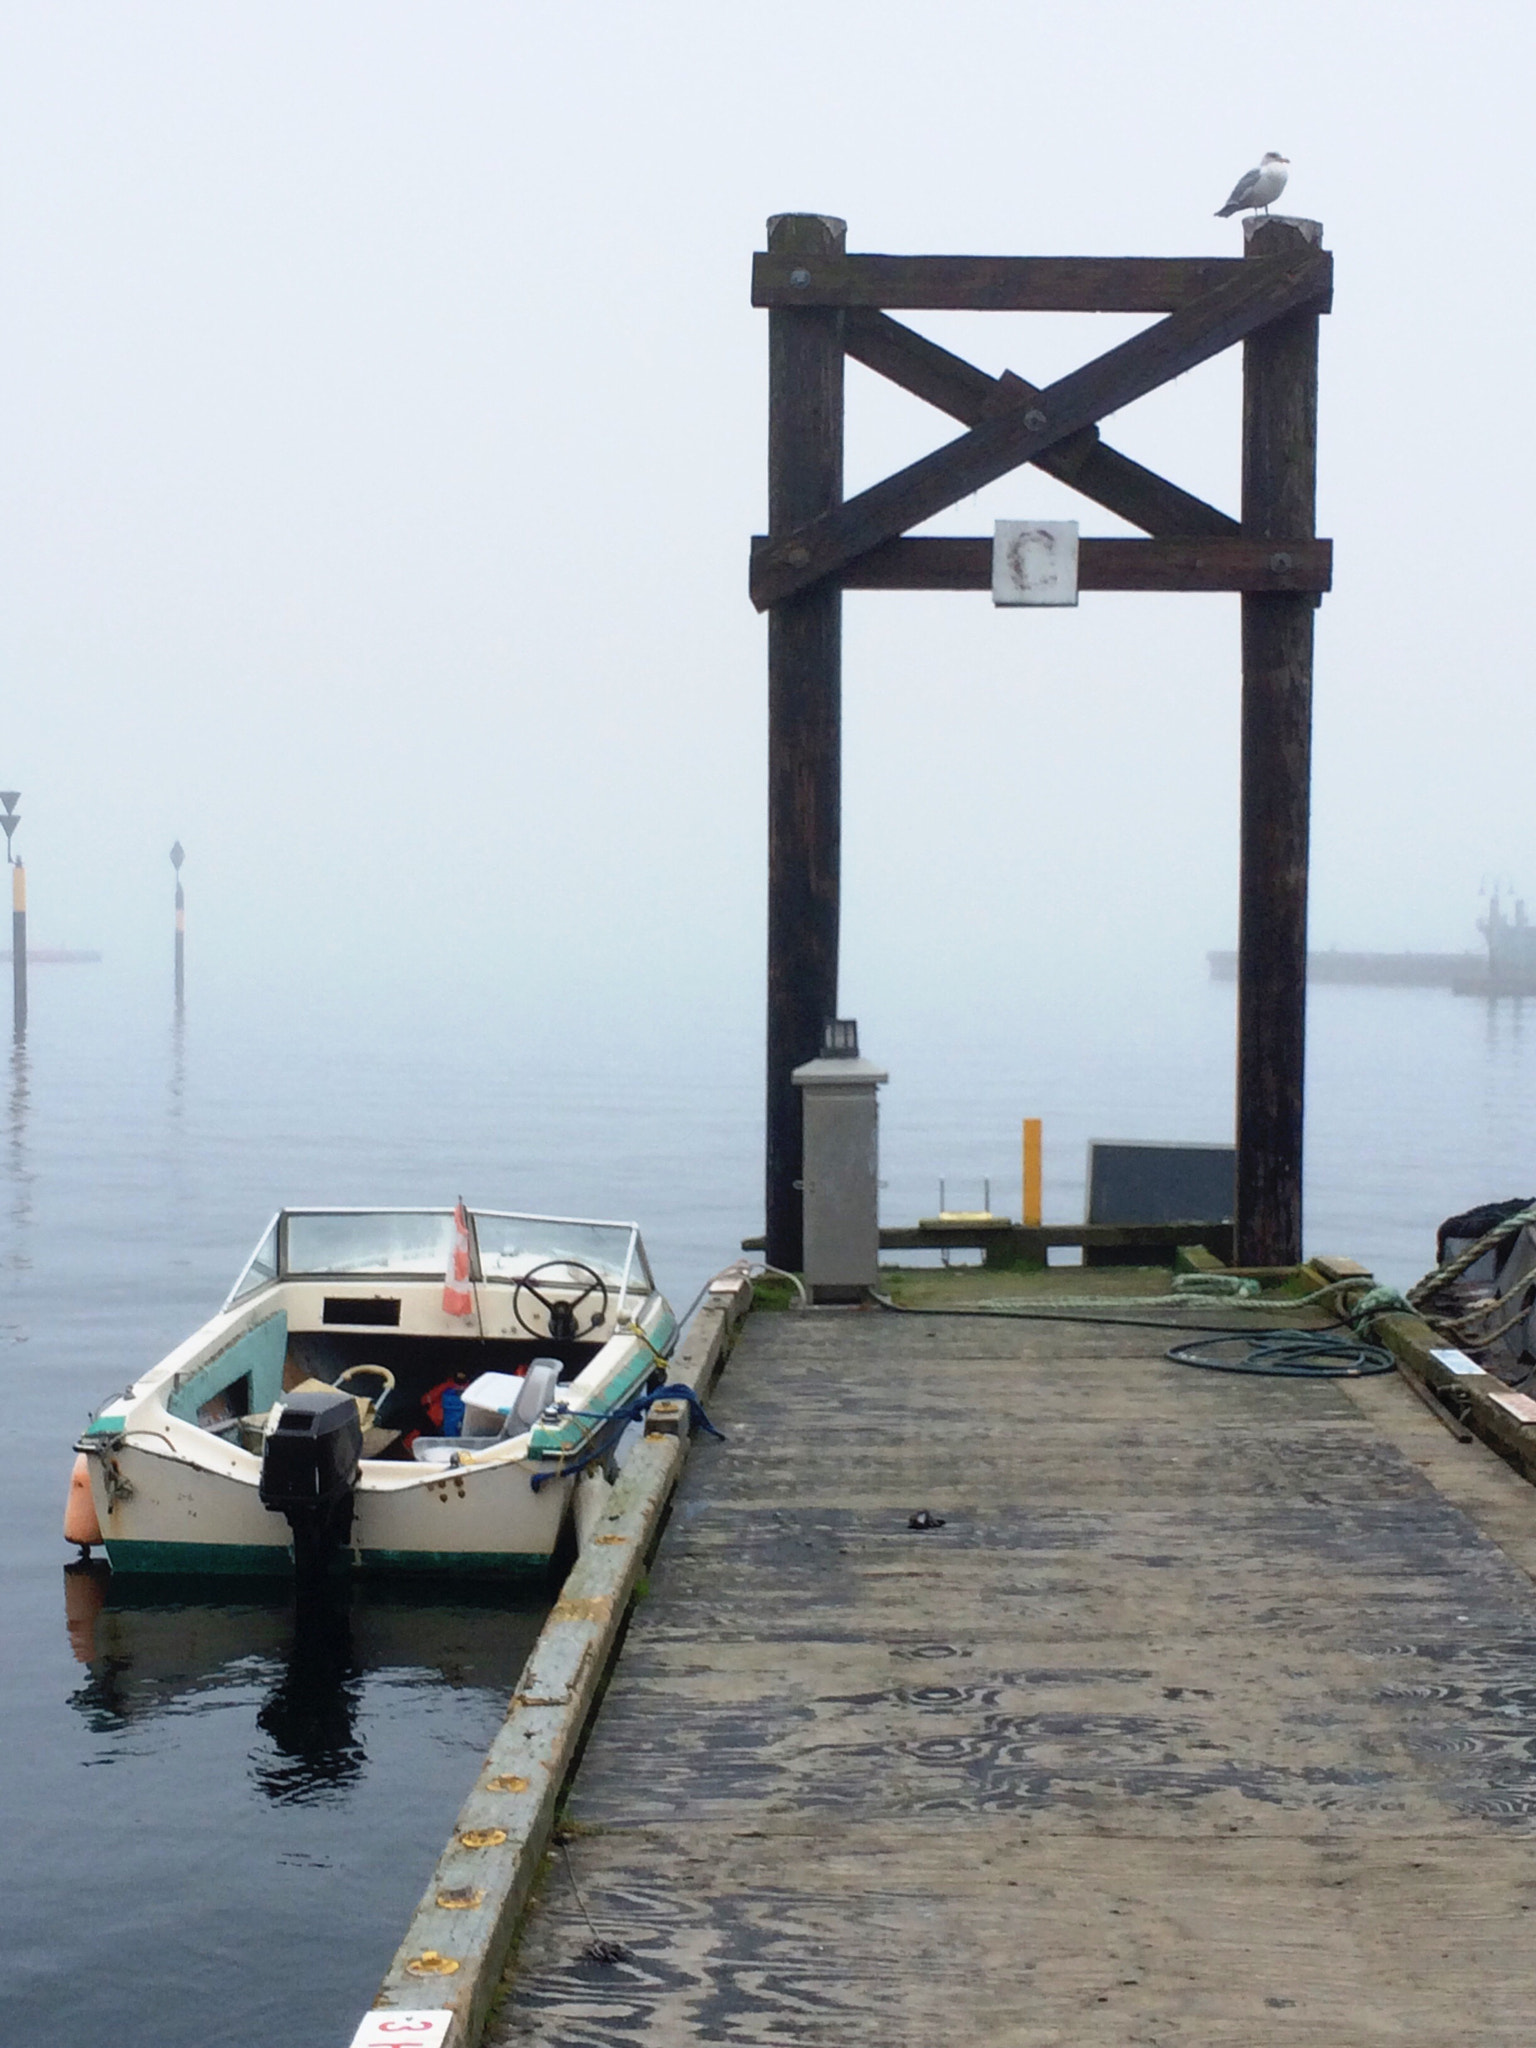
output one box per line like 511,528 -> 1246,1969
227,1217 -> 280,1304
226,1209 -> 653,1295
472,1214 -> 650,1293
283,1210 -> 456,1277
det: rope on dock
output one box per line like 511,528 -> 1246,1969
528,1384 -> 725,1492
1408,1201 -> 1536,1309
871,1273 -> 1379,1338
1382,1201 -> 1536,1358
872,1288 -> 1393,1372
666,1262 -> 807,1344
969,1274 -> 1371,1314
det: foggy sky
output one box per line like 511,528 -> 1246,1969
1,0 -> 1530,1033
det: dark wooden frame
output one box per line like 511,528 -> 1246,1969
760,213 -> 1329,1270
743,1219 -> 1235,1268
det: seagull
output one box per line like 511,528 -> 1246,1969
1215,152 -> 1290,218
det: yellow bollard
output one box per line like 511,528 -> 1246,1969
1022,1118 -> 1042,1228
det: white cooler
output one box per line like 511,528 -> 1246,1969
462,1361 -> 562,1436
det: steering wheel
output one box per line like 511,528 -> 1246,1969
336,1363 -> 396,1409
512,1260 -> 610,1343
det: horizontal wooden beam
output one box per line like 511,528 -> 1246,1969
844,309 -> 1240,540
751,248 -> 1332,611
794,534 -> 1332,593
754,252 -> 1246,313
742,1220 -> 1235,1255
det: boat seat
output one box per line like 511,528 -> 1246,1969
241,1378 -> 400,1458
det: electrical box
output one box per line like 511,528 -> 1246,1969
793,1022 -> 887,1303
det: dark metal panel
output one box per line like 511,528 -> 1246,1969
1087,1141 -> 1236,1226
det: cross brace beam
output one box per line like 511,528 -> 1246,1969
844,309 -> 1240,541
752,246 -> 1332,611
754,252 -> 1248,312
760,534 -> 1331,593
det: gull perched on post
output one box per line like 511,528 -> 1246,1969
1215,152 -> 1289,218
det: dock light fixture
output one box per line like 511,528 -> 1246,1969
822,1018 -> 859,1058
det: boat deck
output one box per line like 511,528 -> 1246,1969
487,1289 -> 1536,2043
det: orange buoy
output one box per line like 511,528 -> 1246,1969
63,1452 -> 103,1549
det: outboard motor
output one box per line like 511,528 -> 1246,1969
259,1389 -> 362,1579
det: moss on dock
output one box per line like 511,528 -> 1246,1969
877,1260 -> 1176,1307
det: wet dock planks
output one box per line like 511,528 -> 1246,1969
488,1301 -> 1536,2043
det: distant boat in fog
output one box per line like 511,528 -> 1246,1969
1209,893 -> 1536,996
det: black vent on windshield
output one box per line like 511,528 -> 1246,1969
322,1297 -> 402,1327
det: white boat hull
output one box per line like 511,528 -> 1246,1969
88,1438 -> 576,1576
74,1204 -> 676,1579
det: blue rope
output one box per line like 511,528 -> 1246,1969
528,1383 -> 723,1491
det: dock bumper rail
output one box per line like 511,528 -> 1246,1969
357,1270 -> 753,2048
1373,1309 -> 1536,1478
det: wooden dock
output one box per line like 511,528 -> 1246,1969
485,1291 -> 1536,2043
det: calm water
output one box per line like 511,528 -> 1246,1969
3,960 -> 1535,2044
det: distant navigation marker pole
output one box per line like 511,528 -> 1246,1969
1,793 -> 23,1038
170,842 -> 185,1014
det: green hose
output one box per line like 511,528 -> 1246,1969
1165,1329 -> 1395,1378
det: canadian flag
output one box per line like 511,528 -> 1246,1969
443,1198 -> 474,1318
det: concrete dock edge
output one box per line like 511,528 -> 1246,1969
359,1272 -> 754,2048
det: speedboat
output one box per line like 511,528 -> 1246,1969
64,1204 -> 677,1579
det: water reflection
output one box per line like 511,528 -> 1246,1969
254,1585 -> 364,1803
3,1030 -> 30,1274
168,1008 -> 186,1123
1482,992 -> 1531,1056
64,1566 -> 545,1804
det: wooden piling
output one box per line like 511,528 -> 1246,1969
1235,217 -> 1322,1266
12,861 -> 26,1037
765,213 -> 845,1272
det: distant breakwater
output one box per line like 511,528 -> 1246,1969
1208,949 -> 1479,989
0,949 -> 100,964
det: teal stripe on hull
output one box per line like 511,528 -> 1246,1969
105,1538 -> 553,1577
105,1540 -> 293,1576
359,1550 -> 552,1575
